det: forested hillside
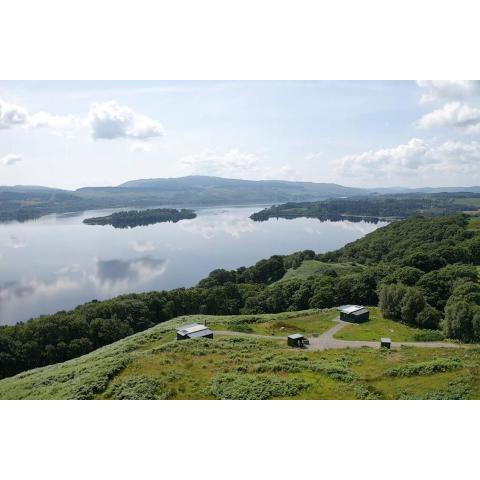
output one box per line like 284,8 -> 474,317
1,214 -> 479,380
250,193 -> 480,222
0,176 -> 365,222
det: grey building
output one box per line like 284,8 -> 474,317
176,323 -> 214,341
338,305 -> 370,323
380,338 -> 392,349
287,333 -> 306,348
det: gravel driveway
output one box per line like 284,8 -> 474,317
215,318 -> 462,351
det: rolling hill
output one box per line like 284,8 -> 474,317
3,175 -> 480,222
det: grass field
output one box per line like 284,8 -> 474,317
467,215 -> 480,232
0,309 -> 478,400
209,309 -> 337,336
333,308 -> 445,342
278,260 -> 365,283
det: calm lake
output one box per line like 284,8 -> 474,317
0,206 -> 388,325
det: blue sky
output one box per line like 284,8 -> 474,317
1,80 -> 480,189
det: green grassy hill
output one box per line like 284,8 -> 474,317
1,308 -> 478,400
278,260 -> 365,283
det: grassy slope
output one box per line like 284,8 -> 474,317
333,307 -> 442,342
467,216 -> 480,232
467,218 -> 480,278
209,310 -> 337,336
278,260 -> 365,283
1,309 -> 479,400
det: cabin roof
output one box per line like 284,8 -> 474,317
177,323 -> 209,335
351,308 -> 369,316
338,305 -> 365,314
288,333 -> 304,340
187,328 -> 213,338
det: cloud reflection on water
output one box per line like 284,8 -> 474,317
179,213 -> 257,239
0,256 -> 168,305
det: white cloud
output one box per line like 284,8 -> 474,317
28,111 -> 78,130
417,81 -> 480,103
179,148 -> 260,177
305,152 -> 322,161
0,98 -> 77,134
1,154 -> 23,166
88,101 -> 165,140
130,141 -> 152,153
1,98 -> 165,141
179,149 -> 303,181
0,99 -> 28,129
278,164 -> 300,180
417,102 -> 480,132
334,138 -> 480,178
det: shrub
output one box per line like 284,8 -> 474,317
385,358 -> 462,377
442,300 -> 480,342
397,375 -> 472,400
353,383 -> 380,400
209,373 -> 309,399
108,375 -> 173,400
227,323 -> 254,333
412,330 -> 445,341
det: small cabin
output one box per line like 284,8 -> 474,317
380,338 -> 392,349
287,333 -> 306,348
176,323 -> 214,341
338,305 -> 370,323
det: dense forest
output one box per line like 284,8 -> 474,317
250,193 -> 480,222
83,208 -> 196,228
0,214 -> 479,379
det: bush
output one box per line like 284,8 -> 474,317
442,300 -> 480,342
209,373 -> 309,399
379,283 -> 426,326
412,330 -> 445,341
398,375 -> 472,400
385,358 -> 462,377
415,305 -> 443,330
108,375 -> 173,400
227,323 -> 254,333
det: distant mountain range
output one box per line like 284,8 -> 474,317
1,175 -> 480,222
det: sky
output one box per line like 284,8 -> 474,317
1,80 -> 480,190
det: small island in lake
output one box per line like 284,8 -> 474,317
83,208 -> 197,228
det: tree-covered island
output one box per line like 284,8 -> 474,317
83,208 -> 196,228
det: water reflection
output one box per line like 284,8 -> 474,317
179,213 -> 257,239
0,256 -> 167,303
130,240 -> 157,252
6,235 -> 27,249
0,205 -> 387,325
95,257 -> 167,285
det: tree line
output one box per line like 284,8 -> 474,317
250,193 -> 480,222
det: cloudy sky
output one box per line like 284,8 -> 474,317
1,80 -> 480,189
